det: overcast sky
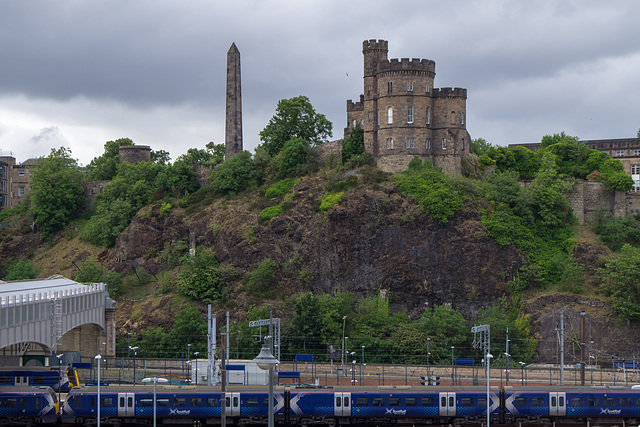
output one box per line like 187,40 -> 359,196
1,0 -> 639,166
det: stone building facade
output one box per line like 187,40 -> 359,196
0,156 -> 35,211
345,40 -> 471,174
118,145 -> 151,164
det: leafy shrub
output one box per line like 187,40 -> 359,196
265,178 -> 299,199
259,205 -> 284,222
244,258 -> 278,295
318,192 -> 345,212
211,150 -> 262,195
74,260 -> 102,283
279,137 -> 311,176
178,248 -> 225,303
159,202 -> 172,215
394,167 -> 464,224
593,212 -> 640,251
3,259 -> 39,281
342,124 -> 365,163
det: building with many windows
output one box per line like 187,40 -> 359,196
0,156 -> 34,212
345,39 -> 471,175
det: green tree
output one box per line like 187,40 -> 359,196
599,244 -> 640,323
150,149 -> 171,165
259,96 -> 332,156
205,142 -> 226,165
469,137 -> 493,156
418,305 -> 469,362
342,124 -> 365,162
30,147 -> 85,238
178,248 -> 224,303
211,151 -> 261,195
74,260 -> 102,283
166,306 -> 208,356
86,138 -> 134,181
279,137 -> 311,176
3,259 -> 39,281
177,148 -> 214,165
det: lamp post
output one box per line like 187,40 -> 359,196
486,353 -> 493,427
253,337 -> 279,427
127,333 -> 131,367
361,346 -> 365,385
129,346 -> 138,385
427,338 -> 431,379
193,352 -> 199,385
95,354 -> 102,427
519,362 -> 525,385
451,346 -> 455,386
142,377 -> 169,427
504,352 -> 511,385
352,359 -> 356,385
55,354 -> 64,406
341,316 -> 347,375
187,343 -> 191,362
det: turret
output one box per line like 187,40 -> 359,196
363,39 -> 388,77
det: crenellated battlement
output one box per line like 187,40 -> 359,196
363,39 -> 389,52
378,57 -> 436,74
433,87 -> 467,98
347,94 -> 365,112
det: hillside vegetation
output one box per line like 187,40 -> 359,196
1,103 -> 639,365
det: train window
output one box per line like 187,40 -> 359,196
405,397 -> 417,406
441,396 -> 446,406
76,396 -> 82,409
36,397 -> 41,408
336,396 -> 342,407
559,396 -> 564,406
226,397 -> 231,407
33,376 -> 45,384
531,397 -> 544,407
571,397 -> 583,406
636,398 -> 640,406
140,399 -> 153,407
389,397 -> 400,406
449,397 -> 454,407
206,398 -> 219,407
344,397 -> 350,407
356,398 -> 369,406
246,398 -> 259,407
587,398 -> 600,406
91,397 -> 96,407
621,398 -> 632,407
19,398 -> 25,407
0,375 -> 11,384
421,397 -> 434,406
158,399 -> 170,407
5,398 -> 17,407
460,398 -> 474,407
373,397 -> 385,406
174,398 -> 186,407
478,398 -> 487,407
262,398 -> 270,407
100,397 -> 113,407
604,397 -> 615,407
190,398 -> 202,407
515,397 -> 527,406
551,396 -> 556,407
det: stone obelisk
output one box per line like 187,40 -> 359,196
225,42 -> 243,158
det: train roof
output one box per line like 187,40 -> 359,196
0,385 -> 55,393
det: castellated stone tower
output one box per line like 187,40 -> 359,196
225,42 -> 243,158
346,39 -> 470,175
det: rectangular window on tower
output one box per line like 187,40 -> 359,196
387,107 -> 393,124
426,138 -> 431,150
442,139 -> 447,150
407,82 -> 413,92
407,107 -> 413,124
426,108 -> 431,125
388,82 -> 393,93
18,186 -> 25,197
632,164 -> 640,175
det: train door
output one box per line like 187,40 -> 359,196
14,375 -> 28,386
439,392 -> 456,417
117,393 -> 135,417
549,392 -> 566,416
334,392 -> 351,416
225,392 -> 240,417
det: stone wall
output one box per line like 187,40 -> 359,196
315,139 -> 343,164
566,181 -> 640,223
119,145 -> 151,164
82,180 -> 110,210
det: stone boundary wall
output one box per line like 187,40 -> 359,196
315,139 -> 343,164
566,181 -> 640,223
82,180 -> 110,211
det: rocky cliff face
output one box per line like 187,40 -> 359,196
107,174 -> 524,320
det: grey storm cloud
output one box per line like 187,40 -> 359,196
1,0 -> 640,165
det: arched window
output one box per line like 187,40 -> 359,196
407,82 -> 414,92
405,137 -> 414,149
460,112 -> 465,125
407,107 -> 413,124
387,107 -> 393,124
426,108 -> 431,125
386,138 -> 394,149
